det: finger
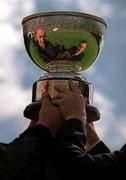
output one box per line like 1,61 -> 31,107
42,91 -> 51,105
69,80 -> 81,94
51,99 -> 62,106
54,85 -> 70,93
52,92 -> 66,100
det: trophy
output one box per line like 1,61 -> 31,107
22,11 -> 107,121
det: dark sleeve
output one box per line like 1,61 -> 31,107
0,125 -> 53,180
87,141 -> 111,155
54,119 -> 126,179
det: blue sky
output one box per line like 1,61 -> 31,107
0,0 -> 126,150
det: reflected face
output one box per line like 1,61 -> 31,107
35,27 -> 46,48
80,42 -> 87,50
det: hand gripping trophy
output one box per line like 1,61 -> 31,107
22,11 -> 107,122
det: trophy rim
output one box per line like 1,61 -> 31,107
22,11 -> 107,28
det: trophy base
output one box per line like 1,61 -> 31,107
23,101 -> 100,122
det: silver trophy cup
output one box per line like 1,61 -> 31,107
22,11 -> 107,121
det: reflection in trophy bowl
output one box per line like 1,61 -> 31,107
22,11 -> 107,71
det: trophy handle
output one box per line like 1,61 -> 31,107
23,101 -> 100,122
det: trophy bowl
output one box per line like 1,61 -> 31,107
22,11 -> 107,71
22,11 -> 107,121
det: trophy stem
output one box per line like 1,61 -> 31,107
46,60 -> 82,73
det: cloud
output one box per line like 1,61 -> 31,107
93,90 -> 115,136
93,90 -> 126,149
37,0 -> 115,19
119,117 -> 126,138
0,0 -> 35,121
0,83 -> 30,119
0,0 -> 35,22
77,0 -> 115,18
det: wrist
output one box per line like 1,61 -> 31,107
86,140 -> 101,151
65,114 -> 87,124
36,118 -> 50,129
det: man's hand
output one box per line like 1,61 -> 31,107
36,92 -> 64,137
51,80 -> 87,124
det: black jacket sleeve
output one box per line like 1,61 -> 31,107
87,141 -> 111,155
54,119 -> 126,179
0,125 -> 53,180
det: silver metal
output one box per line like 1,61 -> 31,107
22,11 -> 107,121
22,11 -> 107,71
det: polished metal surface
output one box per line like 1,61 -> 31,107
22,11 -> 107,71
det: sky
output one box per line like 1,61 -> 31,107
0,0 -> 126,150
